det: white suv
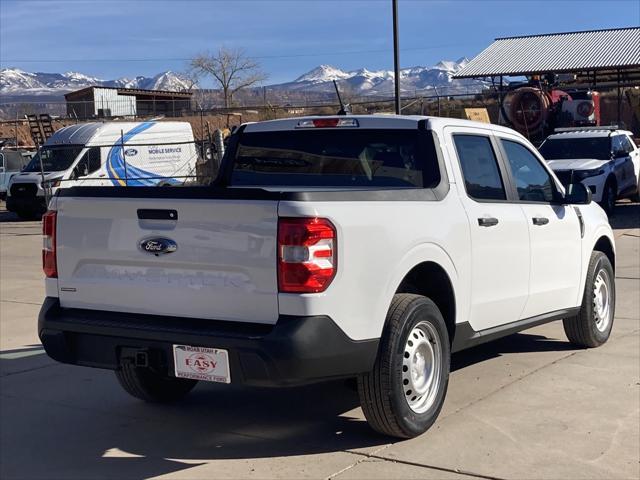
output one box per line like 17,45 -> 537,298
539,127 -> 640,214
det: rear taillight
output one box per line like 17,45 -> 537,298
278,217 -> 337,293
42,210 -> 57,278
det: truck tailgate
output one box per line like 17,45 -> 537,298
55,196 -> 279,324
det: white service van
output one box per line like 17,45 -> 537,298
6,121 -> 197,219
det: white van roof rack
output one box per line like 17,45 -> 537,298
554,125 -> 621,133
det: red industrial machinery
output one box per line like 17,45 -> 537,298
500,82 -> 600,139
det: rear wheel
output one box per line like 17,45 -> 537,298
115,363 -> 198,403
563,251 -> 615,348
358,294 -> 450,438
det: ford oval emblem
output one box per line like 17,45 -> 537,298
124,148 -> 138,156
139,237 -> 177,256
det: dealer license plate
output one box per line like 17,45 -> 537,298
172,345 -> 231,383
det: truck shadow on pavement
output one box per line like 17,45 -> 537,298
0,209 -> 19,222
610,200 -> 640,230
1,331 -> 581,479
451,331 -> 575,371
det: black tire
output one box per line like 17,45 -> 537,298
600,178 -> 617,216
563,251 -> 615,348
357,294 -> 450,438
631,181 -> 640,203
115,363 -> 198,403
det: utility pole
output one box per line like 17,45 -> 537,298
392,0 -> 401,114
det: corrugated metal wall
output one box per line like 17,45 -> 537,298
92,88 -> 137,117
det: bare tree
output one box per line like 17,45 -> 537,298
182,68 -> 212,111
190,47 -> 267,108
181,69 -> 200,93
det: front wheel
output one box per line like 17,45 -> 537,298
358,294 -> 450,438
563,251 -> 615,348
600,179 -> 617,216
631,176 -> 640,202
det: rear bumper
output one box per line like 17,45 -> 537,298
38,297 -> 379,387
5,195 -> 47,213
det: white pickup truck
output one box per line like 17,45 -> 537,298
39,115 -> 616,438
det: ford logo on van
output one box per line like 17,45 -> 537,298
124,148 -> 138,157
139,238 -> 177,256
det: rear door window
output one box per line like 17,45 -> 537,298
501,140 -> 557,203
230,129 -> 440,188
453,134 -> 506,201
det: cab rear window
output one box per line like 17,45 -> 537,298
230,129 -> 440,188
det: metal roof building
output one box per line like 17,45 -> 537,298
64,86 -> 193,119
453,27 -> 640,79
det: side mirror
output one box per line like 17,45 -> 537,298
612,149 -> 626,158
564,182 -> 592,205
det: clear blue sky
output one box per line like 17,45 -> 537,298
1,0 -> 638,84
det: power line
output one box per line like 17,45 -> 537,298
0,43 -> 474,64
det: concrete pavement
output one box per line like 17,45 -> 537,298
0,201 -> 638,480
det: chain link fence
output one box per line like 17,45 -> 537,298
7,138 -> 222,217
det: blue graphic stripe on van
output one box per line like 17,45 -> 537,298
107,122 -> 154,186
106,122 -> 178,186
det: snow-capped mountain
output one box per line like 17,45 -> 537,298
0,68 -> 192,95
272,57 -> 485,96
106,71 -> 193,91
294,65 -> 353,83
1,58 -> 486,100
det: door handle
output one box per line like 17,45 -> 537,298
532,217 -> 549,226
478,217 -> 499,227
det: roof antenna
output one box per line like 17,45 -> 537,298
333,80 -> 351,115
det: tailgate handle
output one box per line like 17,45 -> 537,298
137,209 -> 177,221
